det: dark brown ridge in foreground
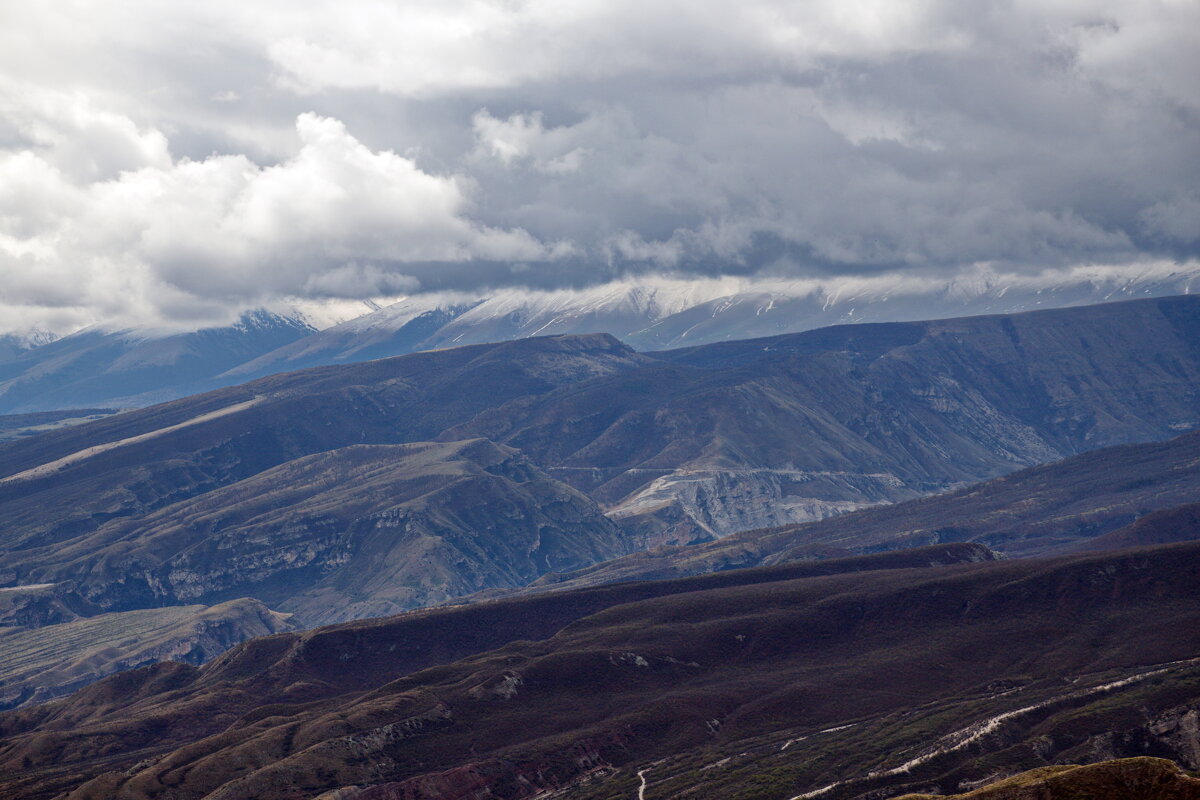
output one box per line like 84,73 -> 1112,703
3,540 -> 1199,800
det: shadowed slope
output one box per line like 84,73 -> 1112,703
0,544 -> 995,798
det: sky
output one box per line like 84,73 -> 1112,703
1,0 -> 1198,334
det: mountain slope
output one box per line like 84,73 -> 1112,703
2,542 -> 1197,800
0,298 -> 1199,566
220,300 -> 480,382
229,268 -> 1200,376
1071,501 -> 1200,553
452,295 -> 1200,543
621,267 -> 1200,350
6,268 -> 1197,414
3,298 -> 1200,616
0,333 -> 647,556
6,441 -> 629,627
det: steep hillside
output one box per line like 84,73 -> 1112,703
6,441 -> 629,627
0,599 -> 292,710
1,542 -> 1196,800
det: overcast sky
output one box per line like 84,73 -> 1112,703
1,1 -> 1197,333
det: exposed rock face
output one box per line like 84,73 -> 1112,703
8,441 -> 629,627
0,598 -> 292,709
1070,702 -> 1200,772
605,467 -> 909,547
0,582 -> 100,628
529,426 -> 1200,594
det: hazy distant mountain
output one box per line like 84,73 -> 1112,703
219,282 -> 709,382
0,310 -> 314,413
229,265 -> 1200,377
220,299 -> 480,382
0,330 -> 58,366
4,268 -> 1197,414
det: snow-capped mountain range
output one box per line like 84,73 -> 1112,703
0,264 -> 1195,413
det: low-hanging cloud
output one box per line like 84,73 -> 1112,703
0,0 -> 1197,332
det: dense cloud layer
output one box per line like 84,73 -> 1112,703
0,1 -> 1197,332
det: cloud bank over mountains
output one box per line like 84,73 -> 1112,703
0,0 -> 1197,333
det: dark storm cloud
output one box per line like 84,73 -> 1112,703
0,0 -> 1196,331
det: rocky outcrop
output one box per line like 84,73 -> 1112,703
528,425 -> 1200,594
0,582 -> 100,628
606,467 -> 912,546
1067,702 -> 1200,772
